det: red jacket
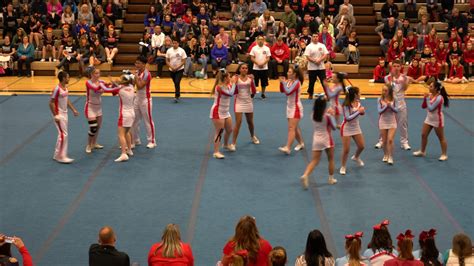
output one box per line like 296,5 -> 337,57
424,62 -> 440,77
463,49 -> 474,63
449,36 -> 462,50
384,258 -> 424,266
435,48 -> 448,63
271,42 -> 290,61
148,242 -> 194,266
373,65 -> 386,80
223,239 -> 272,266
387,47 -> 402,62
404,36 -> 417,50
449,64 -> 464,79
424,35 -> 438,50
407,65 -> 422,79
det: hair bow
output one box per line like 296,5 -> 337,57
373,219 -> 390,230
219,68 -> 226,74
419,229 -> 437,242
235,249 -> 248,258
344,86 -> 352,94
396,230 -> 415,242
315,93 -> 325,99
345,231 -> 363,240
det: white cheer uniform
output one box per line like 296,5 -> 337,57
103,84 -> 136,127
280,79 -> 303,119
324,84 -> 344,115
85,79 -> 107,119
312,113 -> 337,151
132,69 -> 156,145
385,74 -> 409,145
51,84 -> 70,159
422,94 -> 445,128
341,102 -> 363,137
377,98 -> 399,130
210,83 -> 236,119
234,77 -> 256,113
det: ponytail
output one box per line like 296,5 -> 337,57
346,238 -> 362,266
343,86 -> 359,107
312,94 -> 327,122
290,65 -> 304,85
335,72 -> 347,88
268,246 -> 287,266
211,69 -> 229,95
434,80 -> 449,107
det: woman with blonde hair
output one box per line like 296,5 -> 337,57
269,246 -> 287,266
221,216 -> 272,266
148,224 -> 194,266
336,232 -> 366,266
384,230 -> 423,266
445,233 -> 473,266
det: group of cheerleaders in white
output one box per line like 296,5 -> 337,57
49,61 -> 450,189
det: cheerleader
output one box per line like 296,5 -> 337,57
49,71 -> 79,163
413,80 -> 449,161
278,66 -> 304,155
384,230 -> 423,266
231,64 -> 260,148
444,55 -> 466,84
101,74 -> 136,162
210,70 -> 237,159
84,67 -> 108,153
323,72 -> 346,126
363,220 -> 398,266
413,229 -> 443,265
340,86 -> 365,175
377,84 -> 399,165
300,95 -> 337,189
335,232 -> 367,266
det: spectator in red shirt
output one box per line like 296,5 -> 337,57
370,57 -> 387,83
424,28 -> 438,51
384,230 -> 423,266
404,31 -> 417,63
270,36 -> 290,78
148,224 -> 194,266
221,216 -> 272,266
433,40 -> 449,79
407,58 -> 426,83
448,28 -> 463,50
0,234 -> 34,266
463,41 -> 474,81
424,55 -> 441,80
445,56 -> 466,83
387,40 -> 404,65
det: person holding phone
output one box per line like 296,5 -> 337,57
0,234 -> 34,266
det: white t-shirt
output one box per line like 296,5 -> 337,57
304,42 -> 329,71
166,47 -> 187,71
250,45 -> 271,70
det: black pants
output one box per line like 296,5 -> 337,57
155,57 -> 165,77
57,57 -> 78,72
253,69 -> 269,88
269,59 -> 289,78
17,57 -> 33,75
170,69 -> 184,98
307,70 -> 326,96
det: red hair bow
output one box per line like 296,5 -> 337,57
345,231 -> 364,240
419,229 -> 437,242
235,249 -> 248,258
373,219 -> 390,230
397,230 -> 415,241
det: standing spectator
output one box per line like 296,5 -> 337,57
416,15 -> 431,52
339,0 -> 354,16
183,37 -> 197,77
16,36 -> 35,77
384,230 -> 423,266
444,234 -> 473,265
381,0 -> 399,21
155,36 -> 172,78
295,230 -> 334,266
250,35 -> 271,98
89,226 -> 130,266
305,32 -> 328,99
166,37 -> 187,102
0,234 -> 34,266
196,36 -> 211,79
3,4 -> 18,39
249,0 -> 268,21
343,30 -> 359,64
281,4 -> 297,30
376,17 -> 399,55
449,8 -> 468,39
211,38 -> 229,74
221,216 -> 272,266
145,5 -> 161,29
148,224 -> 194,266
104,25 -> 119,64
78,4 -> 94,26
270,36 -> 290,78
232,0 -> 250,29
333,5 -> 356,29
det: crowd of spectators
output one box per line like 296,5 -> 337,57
1,217 -> 473,266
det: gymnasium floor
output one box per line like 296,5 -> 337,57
0,76 -> 473,266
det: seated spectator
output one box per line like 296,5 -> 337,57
336,232 -> 367,266
324,0 -> 338,20
287,32 -> 299,63
182,8 -> 193,24
297,13 -> 319,35
249,0 -> 268,21
412,229 -> 443,265
89,38 -> 106,67
444,233 -> 473,265
170,0 -> 186,20
405,0 -> 417,20
381,0 -> 399,21
319,16 -> 335,37
47,0 -> 63,16
32,0 -> 48,20
370,57 -> 387,83
29,15 -> 43,49
215,27 -> 229,47
407,58 -> 426,83
445,55 -> 466,83
294,40 -> 307,69
376,17 -> 399,55
269,247 -> 287,266
424,55 -> 441,80
56,36 -> 77,73
420,44 -> 433,70
405,31 -> 417,63
148,224 -> 194,266
78,4 -> 94,26
304,0 -> 322,23
319,25 -> 336,60
335,18 -> 351,51
400,19 -> 413,38
190,0 -> 201,14
200,27 -> 214,46
229,28 -> 242,63
89,226 -> 130,266
448,41 -> 463,71
434,40 -> 448,77
384,230 -> 423,266
0,36 -> 16,76
173,17 -> 190,41
288,0 -> 303,19
46,6 -> 62,29
75,19 -> 91,40
258,10 -> 275,35
104,25 -> 119,63
339,0 -> 354,16
295,230 -> 334,266
196,6 -> 210,25
184,37 -> 197,77
232,0 -> 250,29
211,38 -> 229,74
221,216 -> 272,266
245,19 -> 263,50
342,29 -> 359,64
61,0 -> 77,15
464,41 -> 474,81
103,0 -> 120,23
426,0 -> 439,22
363,220 -> 398,266
62,5 -> 76,26
274,0 -> 285,11
145,5 -> 161,29
424,28 -> 439,51
155,36 -> 172,78
270,36 -> 290,78
139,30 -> 153,60
16,36 -> 35,77
41,28 -> 57,62
275,21 -> 289,42
189,17 -> 201,37
196,36 -> 211,79
162,14 -> 175,36
299,28 -> 312,47
416,15 -> 432,52
333,5 -> 356,29
152,25 -> 165,52
76,36 -> 91,77
281,4 -> 297,30
0,234 -> 33,266
448,29 -> 462,50
449,8 -> 468,39
94,5 -> 107,26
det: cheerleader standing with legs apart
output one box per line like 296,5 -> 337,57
300,95 -> 338,189
231,64 -> 260,149
323,72 -> 346,127
102,73 -> 136,162
413,80 -> 449,161
340,86 -> 365,175
278,66 -> 305,155
85,67 -> 108,154
377,84 -> 399,165
49,71 -> 79,163
210,70 -> 237,159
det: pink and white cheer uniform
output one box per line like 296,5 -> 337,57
422,94 -> 444,128
132,69 -> 156,144
103,84 -> 136,127
234,77 -> 256,113
280,79 -> 303,119
210,83 -> 237,119
312,113 -> 337,151
385,74 -> 409,145
341,102 -> 363,137
51,84 -> 70,159
323,84 -> 344,115
377,98 -> 399,130
85,80 -> 107,119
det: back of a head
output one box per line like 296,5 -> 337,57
452,234 -> 473,265
99,226 -> 115,245
420,238 -> 440,266
396,231 -> 415,261
346,238 -> 362,266
369,227 -> 393,253
233,216 -> 260,263
269,246 -> 287,266
305,230 -> 332,265
160,224 -> 183,258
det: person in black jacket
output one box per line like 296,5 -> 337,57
381,0 -> 399,21
89,226 -> 130,266
448,8 -> 468,39
3,4 -> 18,39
